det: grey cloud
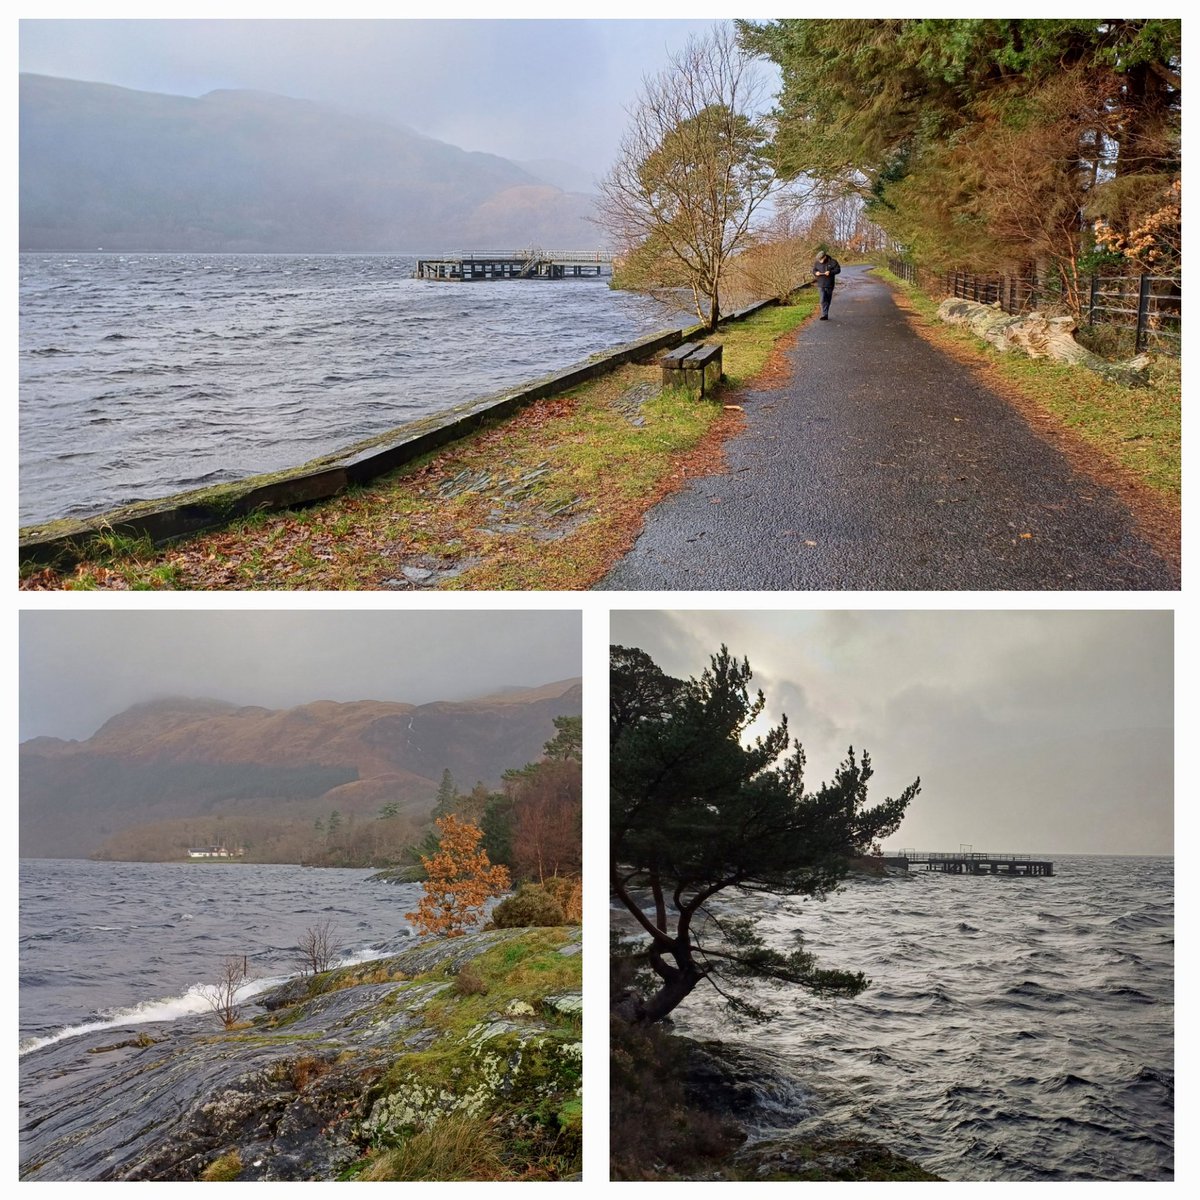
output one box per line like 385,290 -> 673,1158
20,609 -> 580,742
609,610 -> 1172,856
19,19 -> 728,173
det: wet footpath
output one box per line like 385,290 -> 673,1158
599,267 -> 1179,591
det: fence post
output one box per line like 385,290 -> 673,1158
1136,273 -> 1152,351
1088,274 -> 1099,326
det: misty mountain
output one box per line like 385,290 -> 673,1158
19,74 -> 600,252
517,158 -> 598,195
19,678 -> 582,858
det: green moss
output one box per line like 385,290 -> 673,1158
351,930 -> 582,1177
366,1027 -> 581,1151
556,1096 -> 583,1134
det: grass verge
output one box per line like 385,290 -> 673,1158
874,268 -> 1181,504
20,296 -> 816,591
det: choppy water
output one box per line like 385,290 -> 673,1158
646,855 -> 1174,1181
19,858 -> 422,1053
19,252 -> 690,525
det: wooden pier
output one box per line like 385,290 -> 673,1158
886,850 -> 1054,877
414,249 -> 614,282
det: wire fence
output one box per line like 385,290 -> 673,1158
887,257 -> 1181,355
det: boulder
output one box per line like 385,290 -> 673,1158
936,297 -> 1150,385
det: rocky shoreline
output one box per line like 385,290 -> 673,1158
677,1039 -> 941,1181
611,1026 -> 940,1182
20,925 -> 581,1181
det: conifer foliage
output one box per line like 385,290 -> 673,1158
406,815 -> 511,938
611,644 -> 920,1025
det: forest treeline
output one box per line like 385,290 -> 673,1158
93,715 -> 582,882
604,20 -> 1180,328
739,19 -> 1180,304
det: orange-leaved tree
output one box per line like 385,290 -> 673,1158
406,814 -> 511,937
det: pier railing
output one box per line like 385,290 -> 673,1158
444,249 -> 614,264
892,850 -> 1034,862
415,249 -> 614,282
886,849 -> 1054,877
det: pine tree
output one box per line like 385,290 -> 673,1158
612,644 -> 919,1025
432,769 -> 458,819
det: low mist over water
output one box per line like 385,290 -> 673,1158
20,252 -> 690,525
656,855 -> 1173,1181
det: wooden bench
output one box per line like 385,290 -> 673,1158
661,341 -> 723,398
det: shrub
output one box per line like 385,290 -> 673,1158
296,919 -> 344,976
290,1055 -> 331,1092
492,884 -> 567,928
540,875 -> 583,923
610,1018 -> 744,1180
406,815 -> 510,938
198,956 -> 248,1029
453,963 -> 488,996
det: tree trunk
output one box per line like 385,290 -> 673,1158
706,283 -> 721,332
631,940 -> 704,1025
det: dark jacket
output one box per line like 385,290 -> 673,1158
813,255 -> 841,290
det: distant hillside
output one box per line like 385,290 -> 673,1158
19,678 -> 582,859
19,74 -> 600,252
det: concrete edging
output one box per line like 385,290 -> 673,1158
18,297 -> 780,567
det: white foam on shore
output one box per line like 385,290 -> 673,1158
18,972 -> 291,1057
17,938 -> 409,1058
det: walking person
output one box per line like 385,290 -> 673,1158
813,250 -> 841,319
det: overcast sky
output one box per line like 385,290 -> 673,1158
611,610 -> 1173,856
20,609 -> 581,742
18,16 -> 749,179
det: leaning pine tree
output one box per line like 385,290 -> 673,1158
406,814 -> 510,938
611,644 -> 920,1025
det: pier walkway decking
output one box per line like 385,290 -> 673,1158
886,850 -> 1055,876
414,249 -> 613,281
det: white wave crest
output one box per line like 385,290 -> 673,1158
19,972 -> 290,1058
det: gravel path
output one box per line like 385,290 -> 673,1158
598,267 -> 1178,591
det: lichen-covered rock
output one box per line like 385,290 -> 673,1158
362,1024 -> 582,1148
542,992 -> 583,1017
19,926 -> 581,1182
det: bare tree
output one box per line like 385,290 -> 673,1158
199,956 -> 248,1029
296,919 -> 344,976
598,26 -> 776,329
726,208 -> 813,305
510,759 -> 583,883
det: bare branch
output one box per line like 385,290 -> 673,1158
597,24 -> 777,328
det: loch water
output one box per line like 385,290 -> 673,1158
664,855 -> 1173,1181
18,858 -> 422,1053
19,252 -> 691,525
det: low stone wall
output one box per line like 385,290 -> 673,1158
19,298 -> 778,567
936,297 -> 1150,385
